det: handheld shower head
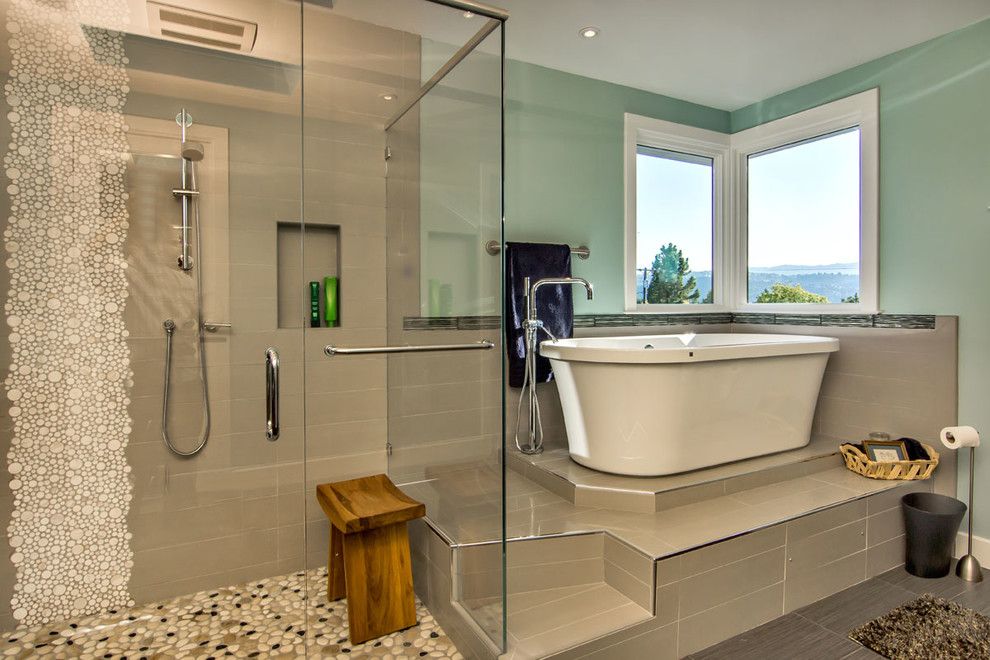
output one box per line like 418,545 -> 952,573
181,141 -> 205,162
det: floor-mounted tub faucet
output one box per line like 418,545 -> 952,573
515,276 -> 594,455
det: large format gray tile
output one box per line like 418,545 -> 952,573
877,563 -> 970,599
688,612 -> 860,660
679,548 -> 785,617
709,559 -> 990,658
784,550 -> 867,613
677,582 -> 785,656
795,577 -> 918,634
949,582 -> 990,615
575,622 -> 678,660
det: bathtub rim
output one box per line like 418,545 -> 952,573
539,332 -> 839,364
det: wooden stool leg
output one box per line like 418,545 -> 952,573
342,521 -> 417,645
327,525 -> 346,601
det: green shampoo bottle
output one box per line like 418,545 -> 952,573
324,276 -> 338,327
309,281 -> 320,327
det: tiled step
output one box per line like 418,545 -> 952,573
508,434 -> 847,513
453,532 -> 654,659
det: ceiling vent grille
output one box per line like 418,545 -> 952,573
147,2 -> 258,53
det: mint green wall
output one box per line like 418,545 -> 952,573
731,18 -> 990,536
507,18 -> 990,533
505,62 -> 729,314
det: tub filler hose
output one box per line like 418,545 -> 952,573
514,319 -> 555,454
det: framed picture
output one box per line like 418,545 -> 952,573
863,438 -> 908,463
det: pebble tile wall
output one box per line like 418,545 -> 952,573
2,0 -> 134,625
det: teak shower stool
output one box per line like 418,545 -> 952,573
316,474 -> 426,644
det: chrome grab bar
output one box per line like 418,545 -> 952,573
265,348 -> 279,441
324,340 -> 495,357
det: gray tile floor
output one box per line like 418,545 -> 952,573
689,561 -> 989,659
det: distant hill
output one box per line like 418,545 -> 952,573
637,264 -> 859,304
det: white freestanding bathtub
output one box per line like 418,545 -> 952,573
540,333 -> 839,476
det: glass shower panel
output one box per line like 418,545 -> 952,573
385,23 -> 505,652
0,0 -> 307,651
301,1 -> 505,655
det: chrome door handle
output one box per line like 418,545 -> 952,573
265,347 -> 279,441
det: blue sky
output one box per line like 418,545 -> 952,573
635,128 -> 861,273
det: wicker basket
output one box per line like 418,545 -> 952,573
840,442 -> 939,481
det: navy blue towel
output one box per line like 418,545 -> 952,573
505,242 -> 573,388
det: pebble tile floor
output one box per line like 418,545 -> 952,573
0,569 -> 461,659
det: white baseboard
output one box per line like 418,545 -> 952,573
956,532 -> 990,563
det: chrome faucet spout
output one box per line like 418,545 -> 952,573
527,276 -> 594,322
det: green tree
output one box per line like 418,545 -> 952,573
841,293 -> 860,303
646,243 -> 700,304
755,283 -> 828,304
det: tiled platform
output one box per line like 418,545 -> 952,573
404,454 -> 929,658
404,458 -> 906,559
0,568 -> 460,659
509,434 -> 844,512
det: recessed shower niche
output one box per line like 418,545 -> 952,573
277,222 -> 341,328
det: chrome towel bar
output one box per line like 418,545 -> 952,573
325,340 -> 495,357
484,240 -> 590,260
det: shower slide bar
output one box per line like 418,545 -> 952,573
324,340 -> 495,357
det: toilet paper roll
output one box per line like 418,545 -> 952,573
940,425 -> 981,449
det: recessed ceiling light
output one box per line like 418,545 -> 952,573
579,26 -> 600,39
380,93 -> 397,101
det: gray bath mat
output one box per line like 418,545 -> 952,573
849,593 -> 990,659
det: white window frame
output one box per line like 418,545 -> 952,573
731,89 -> 878,313
624,88 -> 879,314
623,114 -> 731,312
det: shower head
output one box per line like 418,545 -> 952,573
181,141 -> 205,162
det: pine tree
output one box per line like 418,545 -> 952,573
645,243 -> 700,304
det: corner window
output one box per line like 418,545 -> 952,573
624,116 -> 729,311
625,88 -> 878,313
635,147 -> 714,305
746,128 -> 862,304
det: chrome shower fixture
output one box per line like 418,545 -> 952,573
172,109 -> 198,271
514,276 -> 594,455
181,141 -> 204,162
161,108 -> 214,458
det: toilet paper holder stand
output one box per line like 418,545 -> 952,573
942,427 -> 983,582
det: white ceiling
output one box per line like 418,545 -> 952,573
106,0 -> 990,111
493,0 -> 990,110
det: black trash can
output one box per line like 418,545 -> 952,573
902,492 -> 966,578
